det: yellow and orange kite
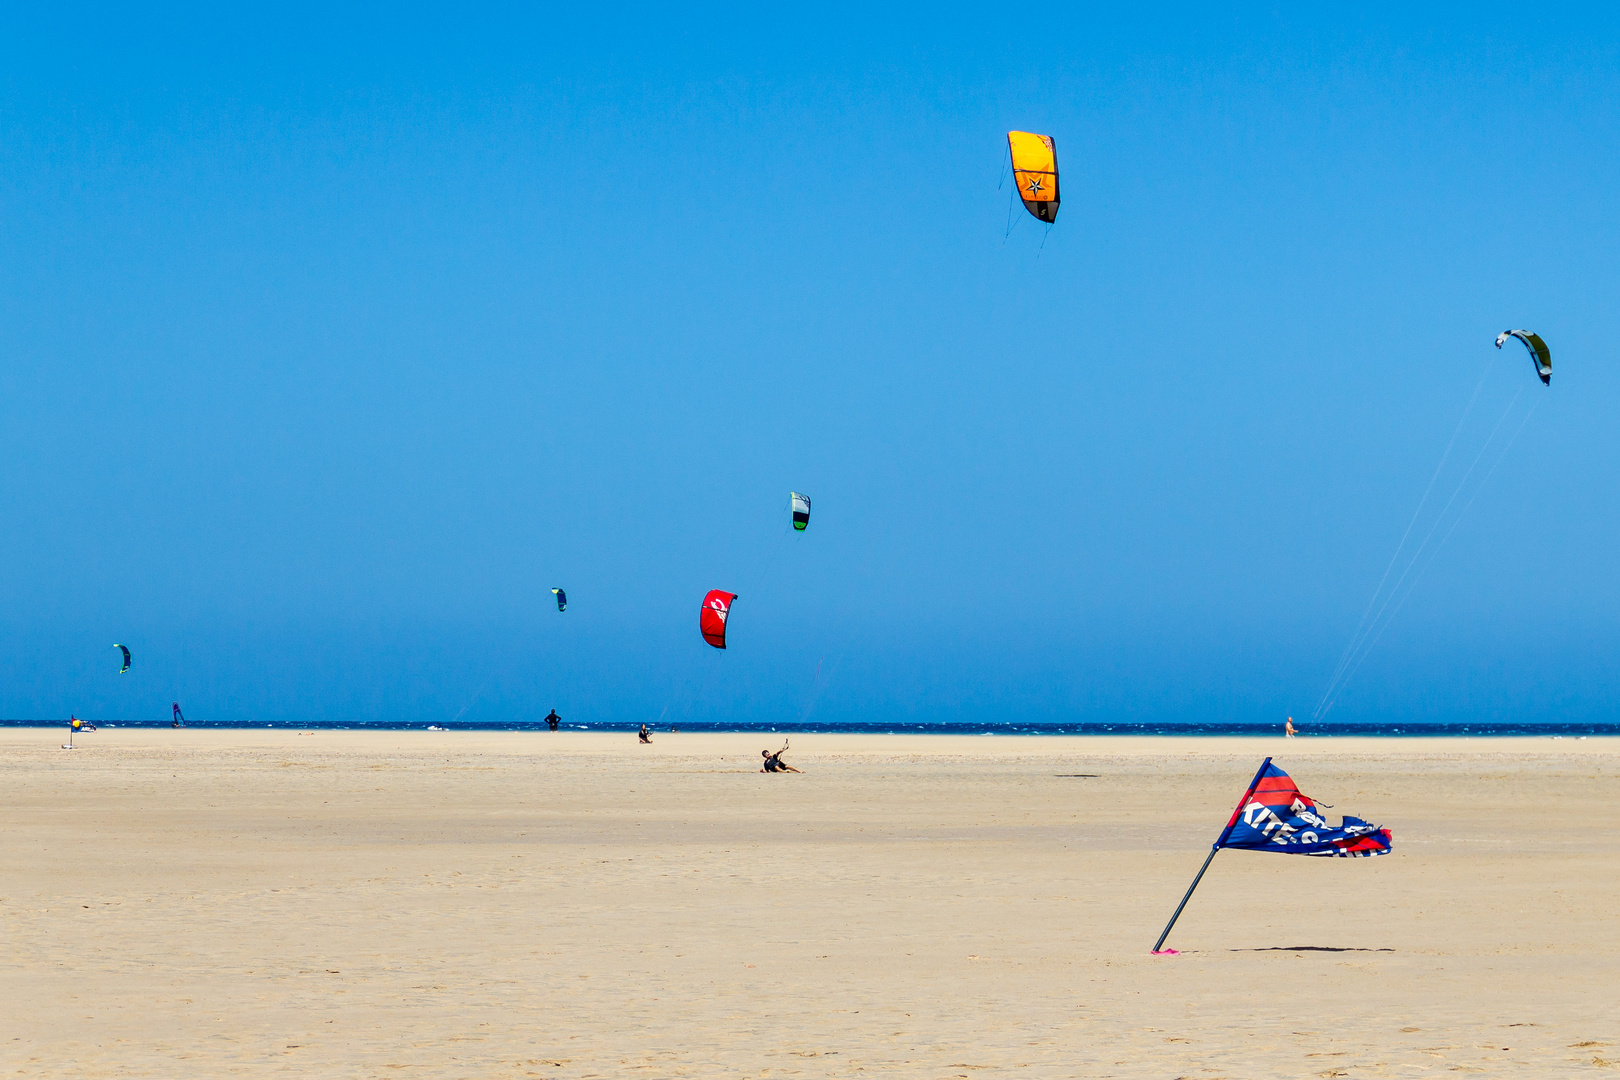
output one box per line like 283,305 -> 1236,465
1007,131 -> 1059,223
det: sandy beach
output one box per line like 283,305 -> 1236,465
3,728 -> 1616,1078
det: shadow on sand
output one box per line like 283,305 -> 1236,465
1230,946 -> 1396,953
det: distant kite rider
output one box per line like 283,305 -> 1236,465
761,743 -> 800,773
545,709 -> 561,731
1285,716 -> 1297,738
172,702 -> 186,728
638,724 -> 652,744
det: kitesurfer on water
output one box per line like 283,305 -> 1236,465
545,709 -> 561,731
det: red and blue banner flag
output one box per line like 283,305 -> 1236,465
1153,757 -> 1391,952
1215,760 -> 1392,857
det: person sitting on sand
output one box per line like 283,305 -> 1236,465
760,747 -> 801,773
545,709 -> 561,731
638,724 -> 652,744
1285,716 -> 1297,738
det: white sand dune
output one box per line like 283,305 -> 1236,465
2,729 -> 1615,1077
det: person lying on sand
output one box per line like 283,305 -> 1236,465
638,724 -> 652,744
760,745 -> 801,773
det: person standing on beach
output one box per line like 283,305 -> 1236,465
1285,716 -> 1297,738
545,709 -> 561,731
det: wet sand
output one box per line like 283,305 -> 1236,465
2,728 -> 1616,1077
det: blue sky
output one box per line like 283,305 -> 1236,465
3,5 -> 1618,725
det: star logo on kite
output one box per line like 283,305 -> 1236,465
1025,178 -> 1044,195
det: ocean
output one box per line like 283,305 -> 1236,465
5,718 -> 1618,737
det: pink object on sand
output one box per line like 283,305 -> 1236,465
1151,948 -> 1180,955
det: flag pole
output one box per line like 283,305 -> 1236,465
1151,846 -> 1218,953
1151,756 -> 1273,954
